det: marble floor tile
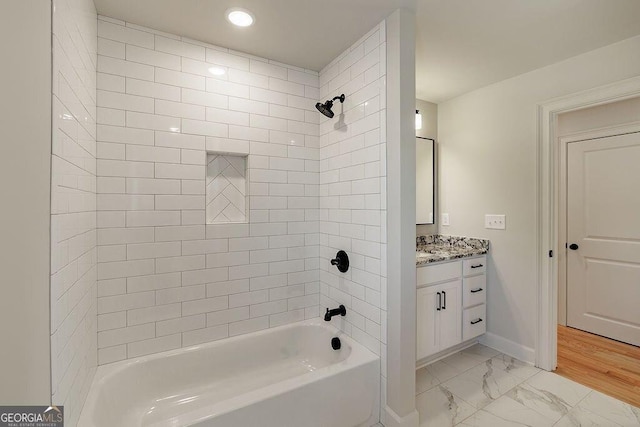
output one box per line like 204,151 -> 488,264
444,359 -> 525,409
459,344 -> 501,363
502,382 -> 573,423
427,360 -> 470,384
417,365 -> 441,394
482,394 -> 557,427
554,405 -> 625,427
574,391 -> 640,426
416,385 -> 476,427
490,353 -> 541,380
416,345 -> 639,427
524,371 -> 592,407
441,352 -> 487,373
457,409 -> 534,427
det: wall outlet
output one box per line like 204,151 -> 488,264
485,214 -> 506,230
441,213 -> 450,226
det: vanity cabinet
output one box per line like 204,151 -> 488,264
417,255 -> 486,360
462,258 -> 487,341
417,281 -> 461,359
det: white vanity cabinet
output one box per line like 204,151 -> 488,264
416,255 -> 487,361
416,261 -> 462,359
462,258 -> 487,341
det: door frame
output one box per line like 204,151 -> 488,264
536,75 -> 640,371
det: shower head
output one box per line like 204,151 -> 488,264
315,94 -> 345,118
315,100 -> 335,118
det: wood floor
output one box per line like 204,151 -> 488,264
556,325 -> 640,408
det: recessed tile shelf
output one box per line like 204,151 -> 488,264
206,153 -> 248,224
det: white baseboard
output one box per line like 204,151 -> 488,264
382,406 -> 419,427
480,332 -> 535,365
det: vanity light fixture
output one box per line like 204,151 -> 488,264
416,110 -> 423,130
226,8 -> 255,27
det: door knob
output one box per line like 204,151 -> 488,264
569,243 -> 579,250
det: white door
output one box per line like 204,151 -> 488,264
417,286 -> 439,360
567,132 -> 640,346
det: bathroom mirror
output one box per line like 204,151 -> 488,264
416,137 -> 435,224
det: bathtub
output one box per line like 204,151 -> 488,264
79,319 -> 380,427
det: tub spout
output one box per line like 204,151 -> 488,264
324,305 -> 346,321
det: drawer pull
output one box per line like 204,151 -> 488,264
471,264 -> 484,269
470,288 -> 483,293
470,318 -> 483,325
436,292 -> 441,311
442,291 -> 446,310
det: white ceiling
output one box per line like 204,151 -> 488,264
94,0 -> 640,103
92,0 -> 413,72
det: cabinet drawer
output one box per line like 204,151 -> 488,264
463,274 -> 486,308
417,261 -> 461,287
463,257 -> 486,276
463,304 -> 486,341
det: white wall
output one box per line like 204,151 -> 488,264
95,17 -> 321,363
438,35 -> 640,358
50,0 -> 98,424
385,9 -> 418,424
0,0 -> 52,405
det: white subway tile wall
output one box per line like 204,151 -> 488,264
317,20 -> 387,415
51,0 -> 98,425
96,17 -> 321,363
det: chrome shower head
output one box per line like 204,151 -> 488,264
315,94 -> 345,118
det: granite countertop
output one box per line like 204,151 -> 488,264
416,235 -> 489,266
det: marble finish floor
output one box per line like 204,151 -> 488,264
416,344 -> 640,426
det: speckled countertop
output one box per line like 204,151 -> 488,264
416,235 -> 490,266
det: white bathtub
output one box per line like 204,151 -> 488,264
79,319 -> 380,427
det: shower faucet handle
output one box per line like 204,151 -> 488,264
330,250 -> 349,273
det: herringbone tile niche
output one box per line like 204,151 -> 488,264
206,153 -> 248,224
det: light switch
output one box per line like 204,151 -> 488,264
442,213 -> 450,226
485,214 -> 506,230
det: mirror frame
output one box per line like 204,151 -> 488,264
416,136 -> 435,225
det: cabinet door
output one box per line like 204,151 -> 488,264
417,286 -> 439,360
438,280 -> 462,350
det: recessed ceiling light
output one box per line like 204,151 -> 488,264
226,8 -> 254,27
208,66 -> 226,76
